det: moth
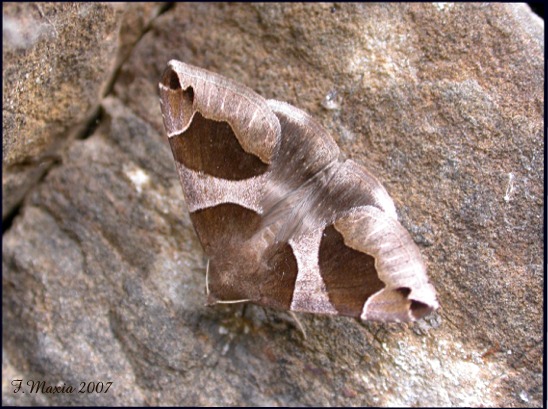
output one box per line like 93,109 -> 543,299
159,61 -> 438,322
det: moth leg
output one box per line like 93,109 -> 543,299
240,304 -> 248,318
289,311 -> 307,339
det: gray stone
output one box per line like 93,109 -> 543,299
3,3 -> 543,406
2,2 -> 166,219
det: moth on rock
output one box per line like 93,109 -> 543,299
159,60 -> 438,322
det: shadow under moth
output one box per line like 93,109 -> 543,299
159,60 -> 438,322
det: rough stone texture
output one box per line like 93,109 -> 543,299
2,3 -> 543,407
2,2 -> 165,219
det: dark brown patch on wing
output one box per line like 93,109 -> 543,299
319,225 -> 384,317
191,204 -> 298,310
257,242 -> 299,310
190,203 -> 262,255
192,203 -> 262,303
169,112 -> 269,180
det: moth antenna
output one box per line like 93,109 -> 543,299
289,311 -> 307,339
240,303 -> 248,318
214,299 -> 251,305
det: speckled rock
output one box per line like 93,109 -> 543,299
3,3 -> 543,407
2,2 -> 165,219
